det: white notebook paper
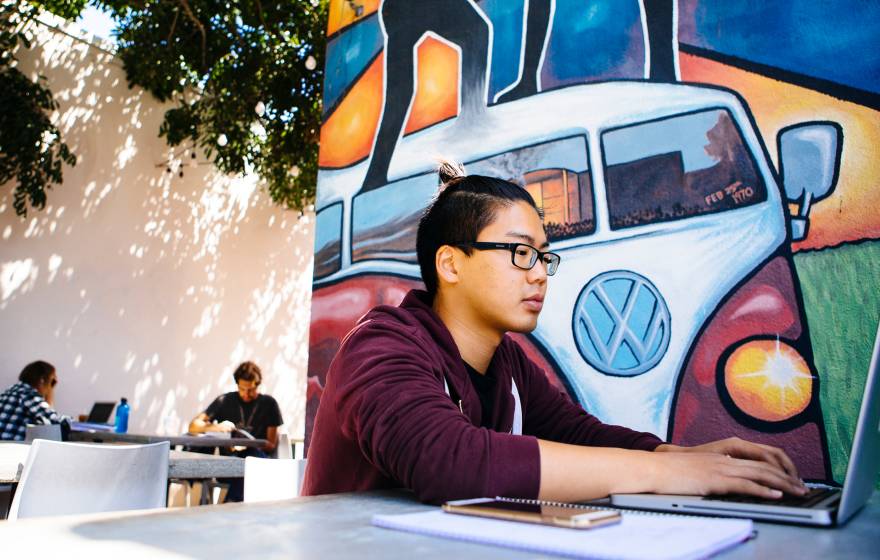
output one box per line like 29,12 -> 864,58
373,505 -> 753,560
0,443 -> 31,482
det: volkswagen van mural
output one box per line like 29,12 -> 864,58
308,81 -> 840,479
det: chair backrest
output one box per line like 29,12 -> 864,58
25,424 -> 62,442
8,440 -> 169,520
277,432 -> 293,460
243,457 -> 306,503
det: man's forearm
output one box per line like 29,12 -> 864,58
538,437 -> 807,502
537,439 -> 657,502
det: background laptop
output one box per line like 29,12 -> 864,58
86,401 -> 116,424
69,401 -> 117,432
610,319 -> 880,526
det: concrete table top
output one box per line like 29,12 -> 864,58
0,489 -> 877,559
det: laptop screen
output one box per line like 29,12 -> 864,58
87,402 -> 116,423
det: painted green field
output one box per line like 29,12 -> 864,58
793,239 -> 880,485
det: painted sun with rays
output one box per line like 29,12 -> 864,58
723,339 -> 815,423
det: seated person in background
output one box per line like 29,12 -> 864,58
1,361 -> 64,441
303,164 -> 808,504
188,361 -> 284,502
188,361 -> 283,454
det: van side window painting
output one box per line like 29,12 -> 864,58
351,135 -> 592,264
314,202 -> 343,279
524,168 -> 595,240
602,109 -> 768,230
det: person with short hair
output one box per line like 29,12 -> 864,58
1,361 -> 64,441
303,163 -> 808,504
189,361 -> 283,451
188,361 -> 284,501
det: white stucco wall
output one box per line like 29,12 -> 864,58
0,18 -> 314,438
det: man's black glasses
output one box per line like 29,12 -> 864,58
457,242 -> 561,275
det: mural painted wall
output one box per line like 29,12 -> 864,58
307,0 -> 880,484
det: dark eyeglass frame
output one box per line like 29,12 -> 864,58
456,241 -> 561,276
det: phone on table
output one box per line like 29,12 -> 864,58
442,497 -> 621,530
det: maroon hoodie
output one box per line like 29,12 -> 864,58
303,290 -> 663,503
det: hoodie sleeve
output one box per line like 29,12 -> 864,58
333,323 -> 541,504
515,348 -> 664,451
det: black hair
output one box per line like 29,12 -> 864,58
415,161 -> 541,298
233,361 -> 262,385
19,361 -> 56,387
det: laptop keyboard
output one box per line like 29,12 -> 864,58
708,487 -> 839,508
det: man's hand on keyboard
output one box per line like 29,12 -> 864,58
653,437 -> 808,498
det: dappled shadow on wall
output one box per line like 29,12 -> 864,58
0,23 -> 314,436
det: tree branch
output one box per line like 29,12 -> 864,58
177,0 -> 206,70
166,8 -> 179,47
254,0 -> 268,31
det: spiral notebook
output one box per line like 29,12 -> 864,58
373,497 -> 753,560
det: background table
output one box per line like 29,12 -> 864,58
168,450 -> 243,479
69,430 -> 267,448
1,445 -> 243,483
0,489 -> 876,558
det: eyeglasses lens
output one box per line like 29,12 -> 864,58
512,245 -> 537,270
545,255 -> 559,275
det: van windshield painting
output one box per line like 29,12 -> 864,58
350,136 -> 594,264
602,108 -> 767,230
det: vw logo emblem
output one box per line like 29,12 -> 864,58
572,271 -> 671,376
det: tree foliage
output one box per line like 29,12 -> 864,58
0,1 -> 80,217
1,0 -> 327,216
107,0 -> 328,211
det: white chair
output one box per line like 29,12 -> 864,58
8,440 -> 169,520
276,433 -> 293,460
24,423 -> 62,442
243,457 -> 306,503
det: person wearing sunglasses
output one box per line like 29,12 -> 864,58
0,360 -> 65,441
304,163 -> 805,504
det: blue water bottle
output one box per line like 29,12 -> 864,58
114,397 -> 130,433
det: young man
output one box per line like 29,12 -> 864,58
188,361 -> 284,501
189,361 -> 283,453
303,167 -> 807,504
0,361 -> 64,441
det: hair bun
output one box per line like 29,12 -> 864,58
437,160 -> 466,186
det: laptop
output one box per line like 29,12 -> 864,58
70,402 -> 117,432
86,402 -> 116,424
610,319 -> 880,526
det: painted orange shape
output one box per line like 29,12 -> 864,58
404,36 -> 460,135
723,339 -> 813,422
327,0 -> 380,36
319,36 -> 462,169
319,54 -> 384,169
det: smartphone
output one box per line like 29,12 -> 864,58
442,498 -> 622,530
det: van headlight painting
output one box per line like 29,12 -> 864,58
723,339 -> 814,423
